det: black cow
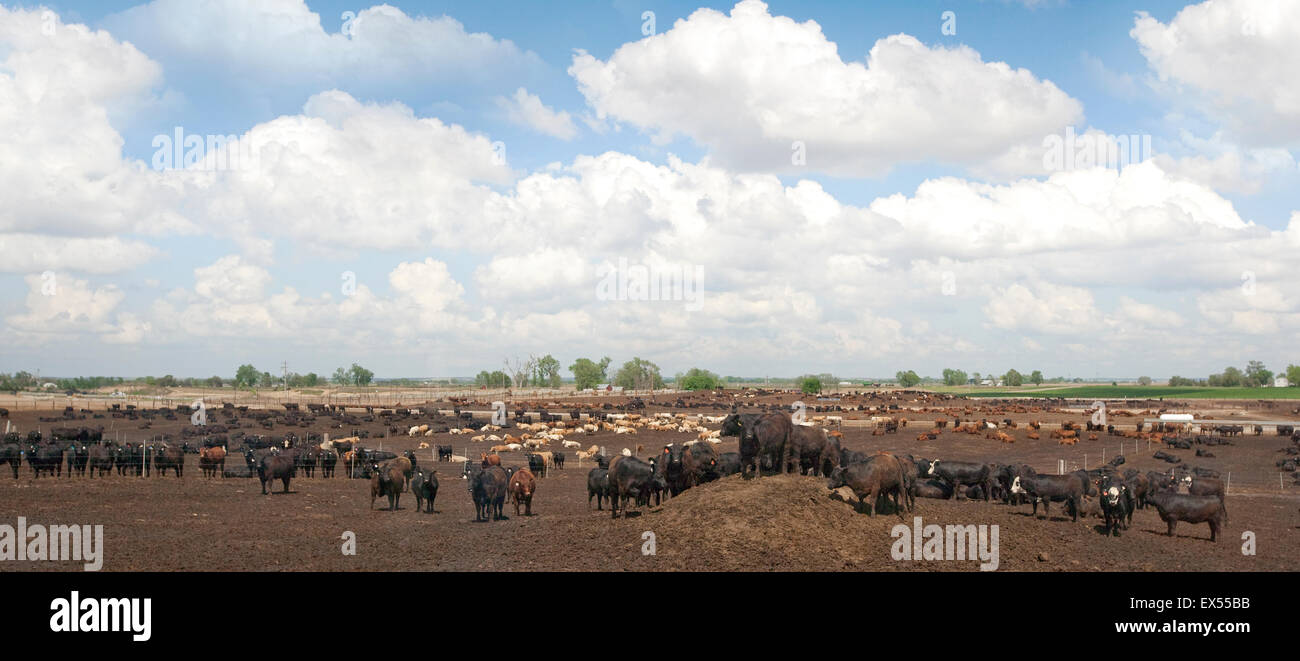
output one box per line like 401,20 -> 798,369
786,425 -> 836,476
587,468 -> 610,510
911,479 -> 953,499
254,449 -> 294,494
65,443 -> 89,477
471,465 -> 509,521
113,444 -> 140,476
1013,474 -> 1083,522
826,454 -> 907,516
1147,490 -> 1224,541
723,412 -> 792,478
152,445 -> 184,477
295,446 -> 320,478
925,460 -> 992,501
437,444 -> 453,462
27,443 -> 64,478
527,453 -> 546,478
607,456 -> 656,519
1153,450 -> 1182,463
1,439 -> 23,479
1179,475 -> 1227,522
714,451 -> 743,477
997,464 -> 1035,506
552,451 -> 564,470
1124,471 -> 1151,509
1147,471 -> 1176,493
320,448 -> 338,478
1098,476 -> 1134,536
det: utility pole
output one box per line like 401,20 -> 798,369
282,361 -> 288,391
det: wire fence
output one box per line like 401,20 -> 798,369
0,388 -> 684,414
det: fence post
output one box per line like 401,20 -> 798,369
1225,471 -> 1231,495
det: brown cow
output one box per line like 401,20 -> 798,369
480,453 -> 501,467
383,456 -> 413,484
370,462 -> 404,510
509,467 -> 537,516
198,446 -> 227,478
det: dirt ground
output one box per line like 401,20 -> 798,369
3,391 -> 1298,571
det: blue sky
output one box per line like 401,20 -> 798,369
2,0 -> 1297,380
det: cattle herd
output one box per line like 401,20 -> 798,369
3,391 -> 1296,566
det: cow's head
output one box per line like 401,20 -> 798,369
1009,476 -> 1026,494
826,466 -> 847,490
1104,484 -> 1124,506
926,460 -> 938,476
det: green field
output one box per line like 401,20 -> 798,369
930,385 -> 1300,400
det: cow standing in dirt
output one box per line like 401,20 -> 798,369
607,456 -> 656,519
826,453 -> 908,516
472,465 -> 509,522
1013,474 -> 1083,522
1099,476 -> 1134,537
723,412 -> 793,478
198,446 -> 226,478
255,450 -> 294,495
1147,489 -> 1225,541
509,467 -> 537,516
410,469 -> 438,513
370,461 -> 405,510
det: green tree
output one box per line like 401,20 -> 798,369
332,367 -> 351,386
1287,364 -> 1300,385
1220,366 -> 1244,387
533,354 -> 562,388
614,357 -> 664,390
1029,370 -> 1044,385
304,372 -> 319,387
972,372 -> 981,385
569,357 -> 611,390
1244,360 -> 1271,387
234,364 -> 259,389
941,368 -> 968,386
799,375 -> 822,394
206,376 -> 223,388
349,363 -> 374,386
895,370 -> 921,388
475,370 -> 511,388
680,368 -> 722,391
157,374 -> 177,387
1003,369 -> 1023,386
1137,376 -> 1152,386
